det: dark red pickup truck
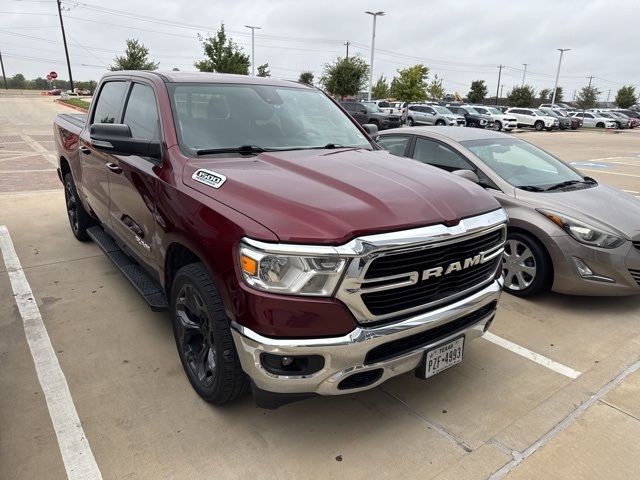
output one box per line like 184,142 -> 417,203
54,71 -> 507,408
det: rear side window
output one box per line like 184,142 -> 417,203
378,101 -> 390,108
377,135 -> 410,157
413,138 -> 473,172
92,81 -> 127,124
123,83 -> 160,141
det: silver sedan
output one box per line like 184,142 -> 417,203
377,126 -> 640,297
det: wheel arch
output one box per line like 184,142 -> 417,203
506,225 -> 555,286
164,242 -> 204,294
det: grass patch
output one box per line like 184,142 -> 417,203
60,98 -> 90,110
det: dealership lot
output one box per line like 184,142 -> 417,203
1,96 -> 640,479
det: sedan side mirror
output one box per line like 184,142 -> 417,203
90,123 -> 161,159
362,123 -> 379,137
452,169 -> 480,184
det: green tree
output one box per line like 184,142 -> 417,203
371,75 -> 389,99
426,74 -> 445,100
508,85 -> 535,107
392,64 -> 429,103
32,77 -> 48,90
539,88 -> 551,102
195,24 -> 250,74
575,84 -> 601,110
553,86 -> 564,102
8,73 -> 27,89
257,63 -> 271,77
110,39 -> 159,71
321,56 -> 369,99
615,85 -> 637,108
467,80 -> 488,104
298,71 -> 314,85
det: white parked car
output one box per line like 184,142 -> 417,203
505,108 -> 560,131
470,105 -> 518,131
571,112 -> 617,129
368,100 -> 403,116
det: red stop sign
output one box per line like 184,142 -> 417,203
46,74 -> 52,81
49,71 -> 58,79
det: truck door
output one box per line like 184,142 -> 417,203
107,81 -> 161,269
79,80 -> 128,223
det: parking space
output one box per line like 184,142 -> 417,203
1,96 -> 640,479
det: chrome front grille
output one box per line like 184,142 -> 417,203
335,210 -> 507,324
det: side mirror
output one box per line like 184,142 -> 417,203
452,169 -> 480,184
362,123 -> 379,137
90,123 -> 161,159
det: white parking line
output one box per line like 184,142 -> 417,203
579,168 -> 640,178
0,225 -> 103,480
483,332 -> 582,379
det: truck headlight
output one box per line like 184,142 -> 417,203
239,242 -> 347,296
538,210 -> 625,248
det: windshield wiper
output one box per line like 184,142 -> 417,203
195,145 -> 273,156
517,185 -> 545,192
544,179 -> 585,191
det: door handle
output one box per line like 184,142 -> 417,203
106,162 -> 123,174
79,146 -> 91,155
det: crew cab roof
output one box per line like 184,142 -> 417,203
99,70 -> 310,89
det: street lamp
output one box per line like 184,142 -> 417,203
245,25 -> 262,76
365,11 -> 385,101
551,48 -> 570,106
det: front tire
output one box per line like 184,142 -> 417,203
596,122 -> 604,128
502,232 -> 552,297
406,117 -> 414,127
171,263 -> 249,404
467,121 -> 477,128
63,172 -> 94,241
534,121 -> 544,131
435,119 -> 446,126
493,120 -> 502,131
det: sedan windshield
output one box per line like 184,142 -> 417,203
461,137 -> 585,188
484,107 -> 502,115
168,83 -> 372,153
464,107 -> 480,114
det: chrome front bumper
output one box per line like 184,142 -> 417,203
231,279 -> 502,396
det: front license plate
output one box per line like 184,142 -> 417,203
417,336 -> 465,379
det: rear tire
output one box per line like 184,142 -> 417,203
502,231 -> 552,297
63,172 -> 94,241
171,263 -> 249,404
534,121 -> 544,131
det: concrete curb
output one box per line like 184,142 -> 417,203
54,99 -> 88,113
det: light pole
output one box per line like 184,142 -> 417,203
365,11 -> 385,101
521,63 -> 529,87
551,48 -> 570,106
245,25 -> 261,76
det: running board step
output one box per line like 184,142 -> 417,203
86,226 -> 168,311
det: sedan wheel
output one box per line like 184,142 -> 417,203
501,232 -> 552,297
406,117 -> 414,127
493,121 -> 502,131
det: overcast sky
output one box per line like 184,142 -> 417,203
2,0 -> 639,100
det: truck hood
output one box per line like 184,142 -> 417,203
182,148 -> 500,244
515,183 -> 640,239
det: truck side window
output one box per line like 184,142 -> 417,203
123,83 -> 160,141
413,138 -> 473,172
92,81 -> 127,124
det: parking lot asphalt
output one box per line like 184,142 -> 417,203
1,96 -> 640,480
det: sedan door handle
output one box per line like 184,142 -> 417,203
106,162 -> 123,174
79,146 -> 91,155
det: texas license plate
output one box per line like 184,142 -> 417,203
417,336 -> 465,379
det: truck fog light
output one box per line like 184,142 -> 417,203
573,257 -> 615,283
281,356 -> 294,367
260,353 -> 325,376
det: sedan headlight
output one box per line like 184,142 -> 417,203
239,242 -> 347,296
538,210 -> 625,248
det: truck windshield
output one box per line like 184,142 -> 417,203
168,83 -> 373,154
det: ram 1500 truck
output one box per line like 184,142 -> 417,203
54,71 -> 507,408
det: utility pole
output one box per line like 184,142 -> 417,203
56,0 -> 74,91
521,64 -> 528,87
495,65 -> 503,105
606,90 -> 611,103
551,48 -> 570,106
572,90 -> 576,101
0,51 -> 7,90
500,84 -> 504,98
344,41 -> 350,60
582,75 -> 593,115
244,25 -> 261,76
365,11 -> 385,101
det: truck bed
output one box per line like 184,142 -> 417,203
56,113 -> 87,132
